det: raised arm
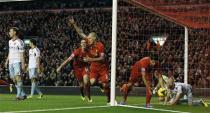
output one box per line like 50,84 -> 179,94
68,18 -> 87,38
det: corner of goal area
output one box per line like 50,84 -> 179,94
116,104 -> 191,113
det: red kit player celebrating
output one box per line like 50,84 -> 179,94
57,39 -> 92,102
120,56 -> 160,108
69,18 -> 110,104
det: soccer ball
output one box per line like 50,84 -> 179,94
157,88 -> 167,97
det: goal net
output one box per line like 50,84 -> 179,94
111,0 -> 210,106
0,0 -> 209,112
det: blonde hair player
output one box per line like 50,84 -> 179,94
69,18 -> 110,104
165,78 -> 208,107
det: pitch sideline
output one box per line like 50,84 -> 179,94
1,104 -> 191,113
0,106 -> 109,113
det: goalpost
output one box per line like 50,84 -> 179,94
184,27 -> 188,85
110,0 -> 118,106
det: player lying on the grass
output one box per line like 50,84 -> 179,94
120,56 -> 160,108
5,27 -> 26,100
69,18 -> 110,104
165,78 -> 208,107
27,39 -> 43,99
153,74 -> 172,102
57,39 -> 92,102
0,79 -> 13,92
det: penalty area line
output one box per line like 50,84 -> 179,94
118,104 -> 190,113
0,106 -> 110,113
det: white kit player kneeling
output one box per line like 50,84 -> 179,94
164,78 -> 208,107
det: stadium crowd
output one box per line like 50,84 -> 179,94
0,0 -> 112,11
0,1 -> 209,88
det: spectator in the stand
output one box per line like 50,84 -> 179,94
0,4 -> 209,88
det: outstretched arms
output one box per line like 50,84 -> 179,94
68,18 -> 87,38
56,54 -> 75,73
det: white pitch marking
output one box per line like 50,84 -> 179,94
0,106 -> 109,113
118,104 -> 190,113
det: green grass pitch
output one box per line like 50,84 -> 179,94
0,94 -> 209,113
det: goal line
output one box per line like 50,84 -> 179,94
118,104 -> 190,113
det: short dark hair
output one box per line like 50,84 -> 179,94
30,39 -> 37,46
10,27 -> 19,35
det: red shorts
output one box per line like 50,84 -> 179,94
89,64 -> 109,83
73,67 -> 89,81
129,65 -> 140,83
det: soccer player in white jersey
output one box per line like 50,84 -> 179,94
5,27 -> 26,100
165,78 -> 208,107
27,39 -> 43,99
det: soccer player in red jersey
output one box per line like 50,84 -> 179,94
57,39 -> 92,102
120,56 -> 160,107
69,18 -> 110,104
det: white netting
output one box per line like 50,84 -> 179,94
116,0 -> 210,100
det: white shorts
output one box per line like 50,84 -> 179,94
9,62 -> 21,78
29,68 -> 38,79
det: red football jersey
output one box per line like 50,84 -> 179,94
88,41 -> 106,67
139,57 -> 151,68
72,48 -> 89,68
135,57 -> 160,74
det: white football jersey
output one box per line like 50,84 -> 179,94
29,47 -> 40,69
173,82 -> 192,95
9,38 -> 25,64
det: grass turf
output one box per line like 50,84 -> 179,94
0,94 -> 209,113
